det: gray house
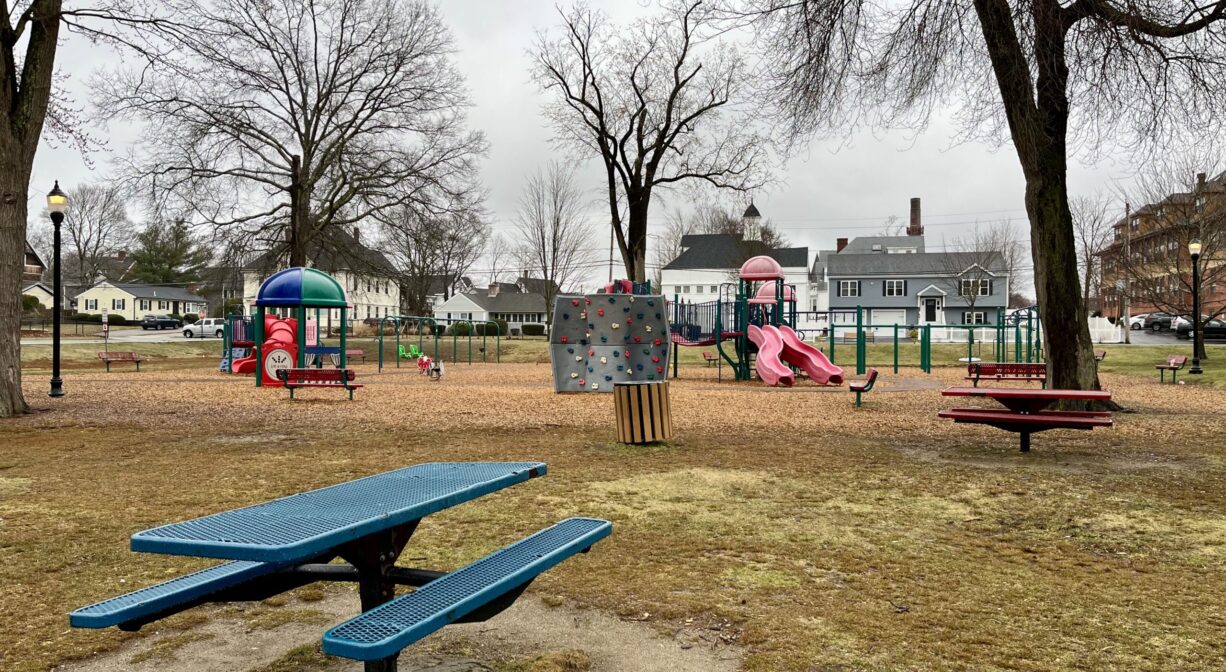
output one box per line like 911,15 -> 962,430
823,237 -> 1008,331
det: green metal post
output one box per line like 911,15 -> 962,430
339,308 -> 348,368
828,314 -> 836,365
893,324 -> 899,374
254,306 -> 265,387
855,305 -> 865,375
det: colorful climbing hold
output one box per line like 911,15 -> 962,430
570,372 -> 578,379
597,309 -> 605,317
600,356 -> 608,364
560,336 -> 568,343
645,325 -> 653,333
611,322 -> 620,329
634,336 -> 642,343
656,366 -> 664,374
572,298 -> 580,306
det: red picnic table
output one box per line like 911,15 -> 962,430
939,387 -> 1113,452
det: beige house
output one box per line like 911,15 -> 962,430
74,281 -> 207,320
22,283 -> 54,310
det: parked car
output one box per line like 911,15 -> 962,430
140,314 -> 182,330
183,317 -> 226,339
1143,312 -> 1173,331
1176,318 -> 1226,340
1172,315 -> 1208,332
1129,313 -> 1148,330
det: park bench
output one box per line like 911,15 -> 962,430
1094,350 -> 1106,362
965,362 -> 1046,387
70,462 -> 611,671
1155,355 -> 1188,383
849,367 -> 879,408
277,367 -> 363,400
702,351 -> 717,366
97,351 -> 144,372
326,350 -> 365,367
842,331 -> 875,344
939,387 -> 1113,452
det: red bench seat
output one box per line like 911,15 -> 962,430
965,362 -> 1046,387
938,408 -> 1112,452
277,368 -> 363,400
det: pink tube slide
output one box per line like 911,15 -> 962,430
747,324 -> 795,387
777,325 -> 844,385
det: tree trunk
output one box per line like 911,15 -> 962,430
1024,150 -> 1100,392
289,154 -> 308,266
0,151 -> 31,417
625,192 -> 650,283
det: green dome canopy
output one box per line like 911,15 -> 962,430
256,267 -> 348,307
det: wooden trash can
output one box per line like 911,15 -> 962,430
614,381 -> 673,444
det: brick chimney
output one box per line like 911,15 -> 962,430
352,227 -> 360,243
907,197 -> 923,236
836,238 -> 848,252
488,283 -> 499,298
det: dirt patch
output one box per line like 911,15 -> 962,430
55,592 -> 740,672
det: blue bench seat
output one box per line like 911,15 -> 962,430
69,560 -> 283,630
323,517 -> 612,661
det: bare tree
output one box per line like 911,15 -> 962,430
512,164 -> 594,325
737,0 -> 1226,392
53,183 -> 135,287
1071,194 -> 1114,313
380,203 -> 488,316
0,0 -> 129,416
486,232 -> 513,285
93,0 -> 486,268
937,223 -> 1017,322
1112,163 -> 1226,360
532,1 -> 770,283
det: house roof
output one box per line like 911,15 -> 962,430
24,241 -> 46,269
664,233 -> 808,270
22,282 -> 52,295
516,276 -> 560,296
98,282 -> 206,303
245,229 -> 395,275
840,235 -> 925,253
826,251 -> 1006,277
458,291 -> 547,313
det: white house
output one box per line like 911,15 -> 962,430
432,283 -> 547,332
242,227 -> 400,324
659,233 -> 816,311
22,283 -> 54,310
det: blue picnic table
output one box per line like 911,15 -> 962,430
70,462 -> 611,671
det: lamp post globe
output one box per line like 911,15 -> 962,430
47,181 -> 68,397
1188,239 -> 1203,375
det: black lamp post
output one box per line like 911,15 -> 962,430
1189,239 -> 1203,375
47,182 -> 68,397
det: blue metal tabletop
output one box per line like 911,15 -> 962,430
130,462 -> 546,563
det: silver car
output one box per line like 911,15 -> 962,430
183,317 -> 226,338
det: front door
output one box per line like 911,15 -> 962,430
922,298 -> 941,323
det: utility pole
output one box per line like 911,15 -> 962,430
1123,202 -> 1131,345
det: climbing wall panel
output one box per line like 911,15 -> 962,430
549,294 -> 671,393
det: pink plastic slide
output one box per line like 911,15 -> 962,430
777,325 -> 844,385
747,324 -> 795,387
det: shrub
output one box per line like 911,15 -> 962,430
71,312 -> 103,323
182,314 -> 199,324
107,314 -> 128,326
522,324 -> 546,337
21,295 -> 43,313
450,322 -> 471,337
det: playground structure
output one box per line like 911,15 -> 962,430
548,286 -> 671,393
670,256 -> 843,386
670,277 -> 1046,378
220,268 -> 353,388
377,315 -> 501,372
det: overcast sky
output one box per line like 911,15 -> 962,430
30,0 -> 1143,294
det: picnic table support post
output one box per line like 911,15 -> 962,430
338,521 -> 420,672
1020,431 -> 1031,453
855,305 -> 865,376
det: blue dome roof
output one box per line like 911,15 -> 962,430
256,267 -> 348,307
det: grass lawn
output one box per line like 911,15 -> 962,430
4,342 -> 1226,670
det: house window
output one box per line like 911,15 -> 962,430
86,299 -> 98,311
682,286 -> 690,293
960,279 -> 992,297
139,299 -> 151,311
883,280 -> 907,297
694,286 -> 702,293
838,280 -> 860,297
710,285 -> 718,293
158,300 -> 168,310
112,298 -> 126,310
963,311 -> 987,324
